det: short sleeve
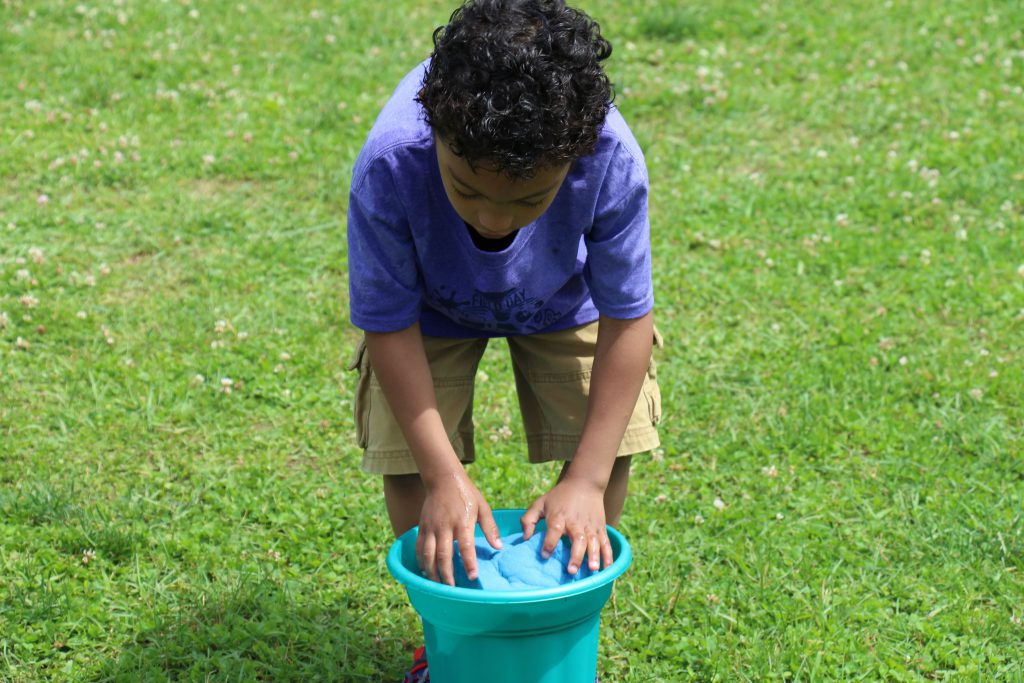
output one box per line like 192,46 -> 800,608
582,151 -> 654,319
347,157 -> 423,332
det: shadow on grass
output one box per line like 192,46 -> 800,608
90,574 -> 409,682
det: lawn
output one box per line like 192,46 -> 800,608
1,0 -> 1022,680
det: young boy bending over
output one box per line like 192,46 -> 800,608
347,0 -> 661,676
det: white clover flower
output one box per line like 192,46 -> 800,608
713,497 -> 726,510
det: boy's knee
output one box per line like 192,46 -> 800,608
384,472 -> 424,493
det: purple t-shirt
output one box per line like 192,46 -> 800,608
347,61 -> 652,338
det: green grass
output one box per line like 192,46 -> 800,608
1,0 -> 1023,680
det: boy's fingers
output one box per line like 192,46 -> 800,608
478,500 -> 503,549
601,533 -> 614,570
520,500 -> 544,541
567,528 -> 588,575
436,532 -> 455,586
541,519 -> 564,559
457,527 -> 478,581
419,534 -> 438,583
587,532 -> 601,571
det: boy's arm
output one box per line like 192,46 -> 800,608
364,323 -> 502,586
521,311 -> 653,573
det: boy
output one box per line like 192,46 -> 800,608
347,0 -> 661,677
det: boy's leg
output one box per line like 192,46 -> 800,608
384,474 -> 428,537
350,334 -> 488,537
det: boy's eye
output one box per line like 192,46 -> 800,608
454,187 -> 545,208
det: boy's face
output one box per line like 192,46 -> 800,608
435,134 -> 570,240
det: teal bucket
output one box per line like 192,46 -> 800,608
386,509 -> 632,683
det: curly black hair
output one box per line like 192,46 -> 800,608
417,0 -> 614,179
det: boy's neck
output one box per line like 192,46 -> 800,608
466,222 -> 517,251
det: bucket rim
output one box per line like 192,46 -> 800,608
386,508 -> 632,604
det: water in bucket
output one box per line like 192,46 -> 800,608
387,508 -> 632,683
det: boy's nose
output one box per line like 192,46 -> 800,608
477,209 -> 514,233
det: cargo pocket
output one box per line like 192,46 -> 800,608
347,338 -> 371,449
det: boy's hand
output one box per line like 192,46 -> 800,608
521,477 -> 613,575
416,469 -> 502,586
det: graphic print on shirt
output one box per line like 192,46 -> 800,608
429,285 -> 562,333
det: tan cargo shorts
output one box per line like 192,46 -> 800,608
349,321 -> 663,475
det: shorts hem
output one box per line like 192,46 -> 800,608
360,435 -> 475,476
